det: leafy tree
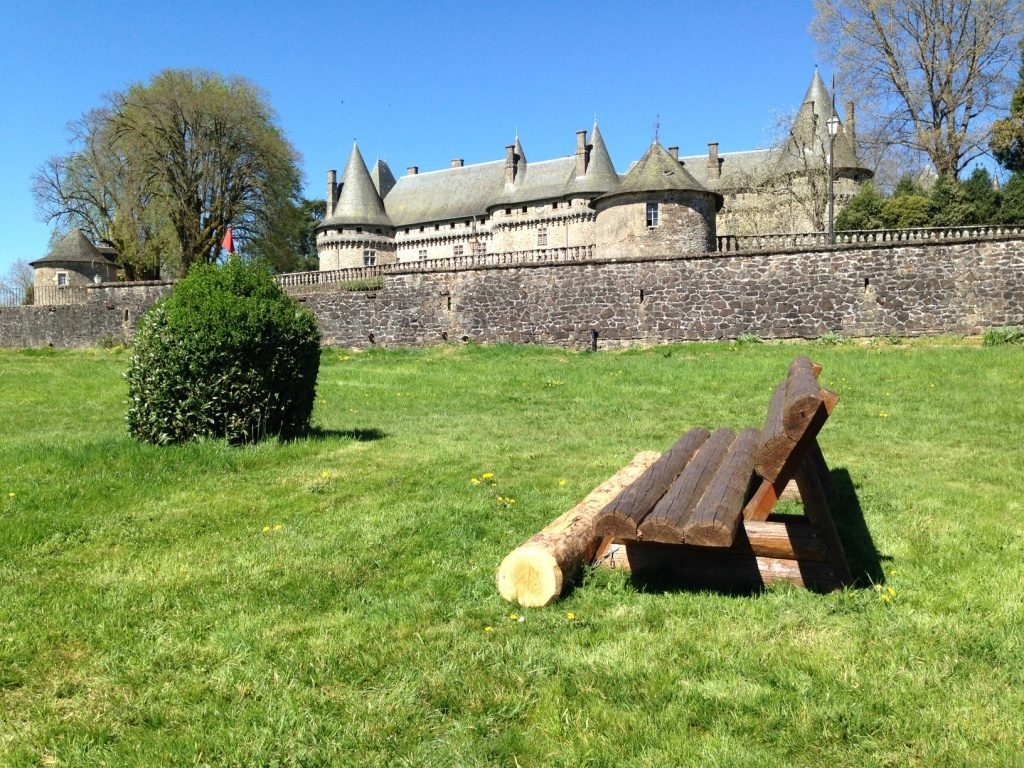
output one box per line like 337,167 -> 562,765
248,198 -> 324,273
836,181 -> 886,230
996,171 -> 1024,222
991,41 -> 1024,172
34,69 -> 301,277
814,0 -> 1024,177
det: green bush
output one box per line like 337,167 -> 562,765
125,259 -> 322,444
982,326 -> 1024,346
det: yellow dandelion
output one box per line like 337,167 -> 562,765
470,477 -> 481,485
879,412 -> 889,417
274,524 -> 284,531
320,470 -> 330,479
7,492 -> 14,497
558,479 -> 566,487
508,498 -> 516,505
509,613 -> 519,621
484,626 -> 495,633
566,612 -> 576,621
482,472 -> 494,480
262,526 -> 271,533
881,594 -> 891,603
886,586 -> 896,596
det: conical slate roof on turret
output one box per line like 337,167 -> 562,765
783,69 -> 862,172
29,228 -> 114,267
592,142 -> 722,208
568,122 -> 620,195
322,143 -> 392,228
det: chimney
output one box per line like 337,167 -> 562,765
845,101 -> 856,148
575,130 -> 588,176
326,169 -> 337,218
407,166 -> 418,175
451,159 -> 464,168
707,142 -> 720,180
668,146 -> 679,160
505,144 -> 516,184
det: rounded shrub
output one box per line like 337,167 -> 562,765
126,259 -> 321,444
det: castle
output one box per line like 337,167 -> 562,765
315,71 -> 872,270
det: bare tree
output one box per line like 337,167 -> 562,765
813,0 -> 1024,177
0,260 -> 35,305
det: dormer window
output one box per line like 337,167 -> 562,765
646,202 -> 659,228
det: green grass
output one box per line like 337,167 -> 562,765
1,339 -> 1023,766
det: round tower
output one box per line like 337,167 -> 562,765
316,142 -> 395,270
591,142 -> 722,257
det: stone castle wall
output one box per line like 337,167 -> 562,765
0,281 -> 172,348
2,239 -> 1021,349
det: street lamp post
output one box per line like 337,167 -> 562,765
826,114 -> 841,246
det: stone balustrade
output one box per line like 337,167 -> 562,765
717,224 -> 1024,252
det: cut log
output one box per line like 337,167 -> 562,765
783,357 -> 824,439
739,519 -> 828,561
592,428 -> 710,539
639,428 -> 736,543
681,427 -> 761,546
496,451 -> 660,607
593,540 -> 841,592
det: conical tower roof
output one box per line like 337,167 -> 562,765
323,143 -> 392,228
569,121 -> 620,194
784,69 -> 863,172
29,228 -> 112,266
592,142 -> 721,207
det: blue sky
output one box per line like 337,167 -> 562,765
0,0 -> 824,276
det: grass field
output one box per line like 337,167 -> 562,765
1,339 -> 1022,766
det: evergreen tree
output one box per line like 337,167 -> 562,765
881,174 -> 932,227
997,172 -> 1024,224
929,175 -> 975,226
962,167 -> 1000,223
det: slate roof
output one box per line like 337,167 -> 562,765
379,125 -> 621,227
322,143 -> 392,228
593,142 -> 721,208
29,229 -> 114,267
371,159 -> 397,199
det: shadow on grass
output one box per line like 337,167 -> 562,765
301,427 -> 386,443
587,466 -> 884,597
831,467 -> 887,588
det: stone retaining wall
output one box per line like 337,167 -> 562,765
2,239 -> 1021,349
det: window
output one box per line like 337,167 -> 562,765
418,249 -> 428,260
454,244 -> 464,256
521,206 -> 527,214
505,208 -> 511,215
473,241 -> 486,255
56,272 -> 68,287
363,250 -> 376,266
646,202 -> 659,227
537,226 -> 547,247
552,202 -> 559,210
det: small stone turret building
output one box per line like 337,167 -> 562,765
30,229 -> 118,289
315,71 -> 870,267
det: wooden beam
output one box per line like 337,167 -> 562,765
639,427 -> 735,543
594,540 -> 841,592
795,457 -> 853,585
592,428 -> 709,539
680,428 -> 761,547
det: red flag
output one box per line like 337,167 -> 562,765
221,227 -> 234,254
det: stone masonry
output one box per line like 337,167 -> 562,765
1,239 -> 1021,350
